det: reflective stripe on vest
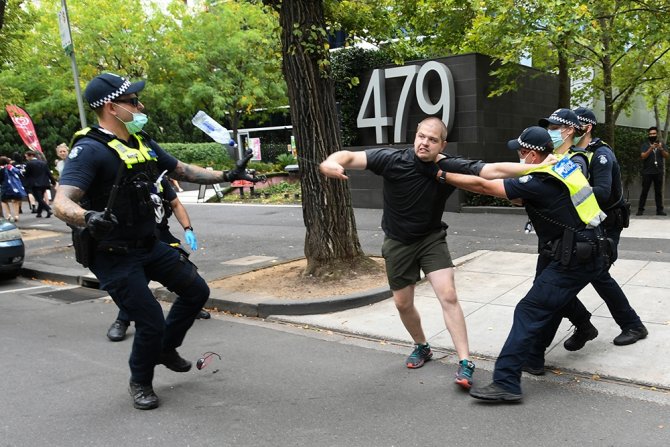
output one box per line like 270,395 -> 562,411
526,157 -> 607,227
72,128 -> 158,168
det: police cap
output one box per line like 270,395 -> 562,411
573,107 -> 597,126
84,73 -> 146,109
507,126 -> 554,152
538,108 -> 582,129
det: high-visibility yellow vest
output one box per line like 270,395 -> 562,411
525,157 -> 606,227
72,128 -> 157,168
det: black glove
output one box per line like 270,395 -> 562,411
84,210 -> 118,239
225,149 -> 258,182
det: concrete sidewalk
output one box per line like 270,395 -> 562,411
278,250 -> 670,390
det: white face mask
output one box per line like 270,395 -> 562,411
519,152 -> 531,164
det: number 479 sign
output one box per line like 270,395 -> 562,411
356,61 -> 455,144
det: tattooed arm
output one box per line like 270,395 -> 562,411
53,185 -> 88,226
169,161 -> 228,184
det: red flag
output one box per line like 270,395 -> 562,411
5,104 -> 43,153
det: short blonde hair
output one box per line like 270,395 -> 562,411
56,143 -> 69,152
417,117 -> 448,141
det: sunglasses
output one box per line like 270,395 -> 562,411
113,97 -> 140,107
196,351 -> 221,370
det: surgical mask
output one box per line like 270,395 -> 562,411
519,153 -> 530,164
573,135 -> 584,145
548,129 -> 564,148
114,104 -> 148,134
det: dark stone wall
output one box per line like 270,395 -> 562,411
345,53 -> 560,210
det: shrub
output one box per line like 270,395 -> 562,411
275,153 -> 297,169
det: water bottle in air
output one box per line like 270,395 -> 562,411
192,110 -> 236,147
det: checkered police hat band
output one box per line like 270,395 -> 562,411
549,113 -> 579,127
89,80 -> 131,109
518,138 -> 547,151
578,116 -> 596,125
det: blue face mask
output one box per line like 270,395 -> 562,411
573,135 -> 584,145
114,104 -> 148,134
548,129 -> 564,148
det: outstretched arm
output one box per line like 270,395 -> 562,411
478,155 -> 558,179
319,151 -> 368,180
53,185 -> 88,226
444,172 -> 508,199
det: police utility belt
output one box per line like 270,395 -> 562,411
540,228 -> 613,266
603,202 -> 631,230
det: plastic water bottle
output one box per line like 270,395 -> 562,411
192,110 -> 236,147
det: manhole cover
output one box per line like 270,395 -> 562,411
34,287 -> 108,303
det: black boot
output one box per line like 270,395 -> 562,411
613,325 -> 648,346
107,319 -> 129,342
563,321 -> 598,351
128,381 -> 159,410
160,349 -> 192,372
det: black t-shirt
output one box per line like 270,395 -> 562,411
640,140 -> 667,175
504,173 -> 586,249
59,128 -> 178,241
365,147 -> 483,244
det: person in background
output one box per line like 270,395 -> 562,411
106,177 -> 210,342
637,126 -> 668,216
0,156 -> 27,222
55,143 -> 69,176
23,150 -> 56,218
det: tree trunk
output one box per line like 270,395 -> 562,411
599,17 -> 616,145
556,37 -> 571,108
265,0 -> 374,277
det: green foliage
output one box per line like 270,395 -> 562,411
608,125 -> 646,191
331,47 -> 394,146
160,143 -> 232,170
275,153 -> 297,169
463,192 -> 514,207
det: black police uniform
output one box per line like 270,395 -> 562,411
529,140 -> 643,361
562,140 -> 641,327
492,172 -> 607,395
60,126 -> 209,386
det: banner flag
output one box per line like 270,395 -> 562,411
5,105 -> 43,152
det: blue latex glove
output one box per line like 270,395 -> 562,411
184,229 -> 198,251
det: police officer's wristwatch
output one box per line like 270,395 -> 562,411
436,169 -> 447,184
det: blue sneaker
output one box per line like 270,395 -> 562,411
405,343 -> 432,368
455,359 -> 475,389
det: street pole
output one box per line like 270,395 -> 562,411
58,0 -> 87,128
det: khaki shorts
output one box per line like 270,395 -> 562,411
381,230 -> 454,291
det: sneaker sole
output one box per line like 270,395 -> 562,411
454,378 -> 472,390
406,353 -> 433,369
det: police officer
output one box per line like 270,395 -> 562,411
441,126 -> 607,401
105,176 -> 209,343
525,109 -> 648,367
552,108 -> 647,348
53,73 -> 255,410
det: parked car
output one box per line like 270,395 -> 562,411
0,219 -> 24,278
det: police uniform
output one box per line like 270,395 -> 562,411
60,126 -> 210,387
547,116 -> 645,348
470,127 -> 607,400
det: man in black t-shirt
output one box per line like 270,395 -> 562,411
320,116 -> 542,390
637,126 -> 668,216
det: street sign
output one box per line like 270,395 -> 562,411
57,8 -> 73,56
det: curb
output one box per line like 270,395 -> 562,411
154,286 -> 393,318
21,262 -> 100,288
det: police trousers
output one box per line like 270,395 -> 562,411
90,240 -> 210,384
493,255 -> 605,394
529,227 -> 642,363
